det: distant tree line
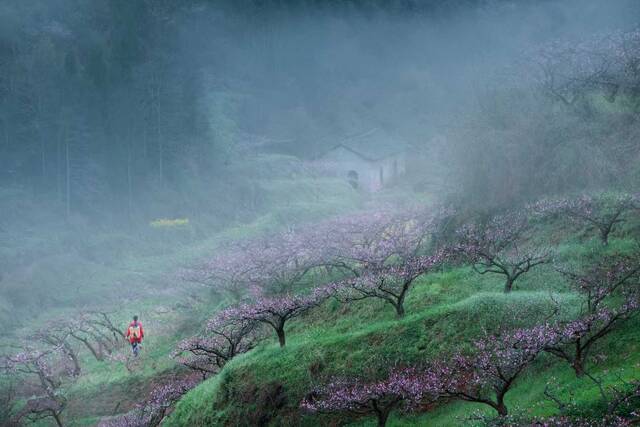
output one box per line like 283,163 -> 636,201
0,1 -> 218,223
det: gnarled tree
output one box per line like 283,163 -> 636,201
214,286 -> 332,347
455,212 -> 550,293
544,255 -> 640,376
99,374 -> 200,427
172,317 -> 260,379
301,367 -> 437,427
2,346 -> 68,427
428,325 -> 553,416
532,193 -> 639,245
335,250 -> 450,316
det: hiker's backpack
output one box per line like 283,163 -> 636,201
129,323 -> 141,340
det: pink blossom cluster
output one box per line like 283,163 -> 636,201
172,317 -> 259,377
530,193 -> 638,245
303,325 -> 558,422
543,298 -> 640,376
453,211 -> 550,292
332,249 -> 450,316
216,290 -> 329,324
183,205 -> 452,298
3,346 -> 60,391
454,211 -> 531,257
145,374 -> 200,411
2,345 -> 69,425
424,325 -> 557,416
538,255 -> 640,375
301,367 -> 439,426
182,227 -> 333,296
473,414 -> 633,427
99,375 -> 200,427
325,208 -> 451,270
211,285 -> 335,347
561,255 -> 640,307
185,206 -> 453,345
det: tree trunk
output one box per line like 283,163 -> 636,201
573,359 -> 585,377
395,287 -> 409,317
70,334 -> 103,361
495,401 -> 508,417
63,342 -> 81,377
494,392 -> 508,417
573,342 -> 585,377
600,227 -> 610,246
377,411 -> 389,427
52,411 -> 64,427
504,277 -> 514,293
276,327 -> 286,347
373,401 -> 391,427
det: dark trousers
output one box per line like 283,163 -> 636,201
131,341 -> 140,356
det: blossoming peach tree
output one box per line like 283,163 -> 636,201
427,324 -> 555,417
543,254 -> 640,376
334,250 -> 450,316
454,211 -> 551,293
301,367 -> 439,427
531,193 -> 639,246
172,317 -> 261,378
212,285 -> 334,347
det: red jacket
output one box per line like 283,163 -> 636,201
125,321 -> 144,343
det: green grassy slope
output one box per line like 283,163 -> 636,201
6,185 -> 638,426
166,234 -> 640,426
2,174 -> 367,426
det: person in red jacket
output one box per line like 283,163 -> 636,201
125,315 -> 144,357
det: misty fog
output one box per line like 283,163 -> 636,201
1,1 -> 640,426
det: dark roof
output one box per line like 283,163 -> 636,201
319,128 -> 407,162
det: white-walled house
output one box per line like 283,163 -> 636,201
315,129 -> 407,192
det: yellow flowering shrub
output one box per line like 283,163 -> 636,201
149,218 -> 190,228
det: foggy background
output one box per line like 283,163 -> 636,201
1,0 -> 639,326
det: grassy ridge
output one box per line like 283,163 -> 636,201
166,236 -> 640,426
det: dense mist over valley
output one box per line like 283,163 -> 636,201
1,1 -> 640,426
2,1 -> 638,220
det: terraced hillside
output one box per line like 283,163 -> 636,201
165,205 -> 640,426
